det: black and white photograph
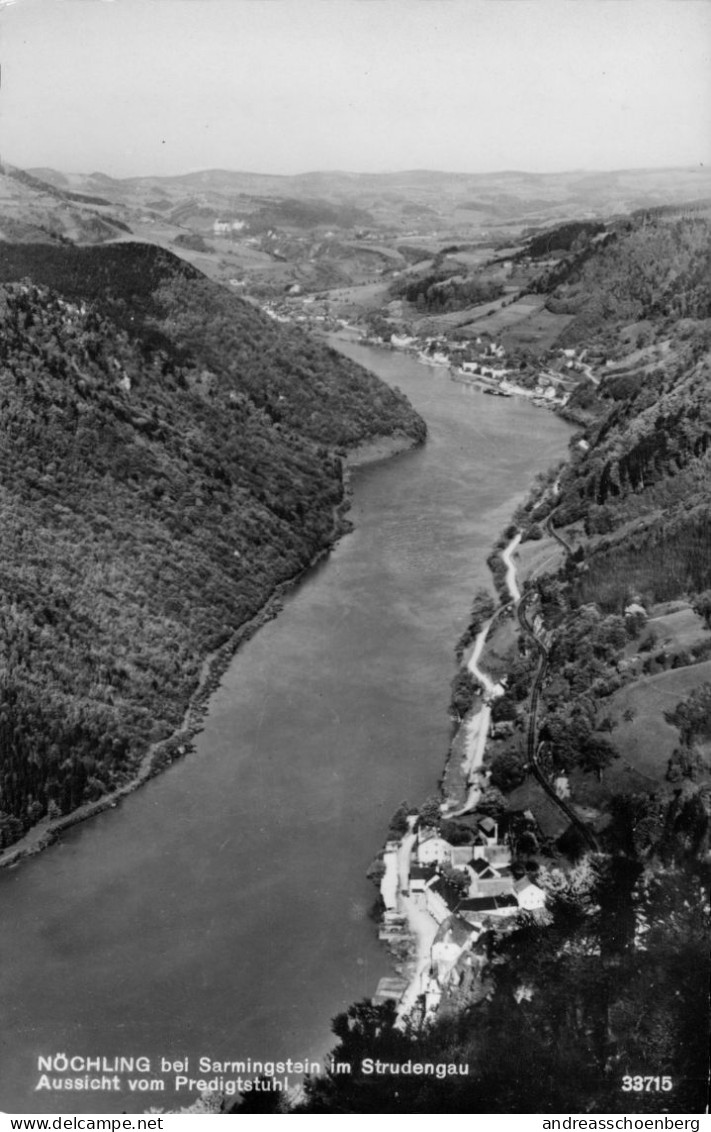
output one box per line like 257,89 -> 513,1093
0,0 -> 709,1118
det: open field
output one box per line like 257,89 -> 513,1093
516,534 -> 566,582
320,280 -> 392,316
411,295 -> 511,335
499,305 -> 576,352
567,761 -> 651,808
626,606 -> 709,662
645,606 -> 708,650
443,248 -> 501,269
412,293 -> 574,353
460,295 -> 545,333
480,613 -> 518,680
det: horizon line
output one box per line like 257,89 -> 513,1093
14,160 -> 709,183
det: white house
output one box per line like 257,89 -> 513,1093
417,835 -> 453,866
514,877 -> 547,911
431,928 -> 463,984
472,842 -> 511,868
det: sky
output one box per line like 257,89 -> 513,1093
0,0 -> 709,178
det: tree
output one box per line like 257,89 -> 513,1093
387,801 -> 411,838
476,786 -> 506,821
666,745 -> 706,783
691,589 -> 711,627
578,734 -> 617,778
517,831 -> 539,855
491,692 -> 517,722
418,794 -> 443,828
440,863 -> 470,896
226,1077 -> 286,1114
450,669 -> 477,718
439,818 -> 472,845
489,749 -> 527,792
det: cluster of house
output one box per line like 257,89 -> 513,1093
212,219 -> 247,235
411,819 -> 546,923
378,815 -> 548,1021
387,333 -> 572,407
386,332 -> 509,381
419,819 -> 546,1020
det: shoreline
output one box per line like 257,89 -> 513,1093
0,430 -> 423,873
373,533 -> 523,1014
325,328 -> 570,413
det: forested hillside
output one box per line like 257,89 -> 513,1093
287,211 -> 711,1116
533,213 -> 711,344
0,245 -> 425,848
535,226 -> 711,611
389,268 -> 503,314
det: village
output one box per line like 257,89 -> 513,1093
369,533 -> 553,1029
375,807 -> 549,1027
258,292 -> 589,412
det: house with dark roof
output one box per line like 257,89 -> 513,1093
477,816 -> 499,843
470,875 -> 516,899
424,877 -> 451,923
408,864 -> 436,894
457,893 -> 519,924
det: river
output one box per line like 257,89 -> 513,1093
0,341 -> 571,1113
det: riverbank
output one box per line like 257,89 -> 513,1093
344,431 -> 422,468
327,325 -> 576,414
0,429 -> 423,873
0,327 -> 576,1115
374,533 -> 527,1021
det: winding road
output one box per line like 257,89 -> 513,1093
392,525 -> 599,1028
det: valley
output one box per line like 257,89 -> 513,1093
0,157 -> 709,1115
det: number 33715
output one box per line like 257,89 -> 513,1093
622,1076 -> 673,1092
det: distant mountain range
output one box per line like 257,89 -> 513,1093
12,162 -> 711,236
3,159 -> 709,303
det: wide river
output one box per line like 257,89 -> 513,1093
0,341 -> 570,1113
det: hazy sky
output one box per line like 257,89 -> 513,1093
1,0 -> 709,178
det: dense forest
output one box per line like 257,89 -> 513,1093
533,214 -> 711,343
519,219 -> 606,259
519,215 -> 711,609
287,861 -> 707,1114
389,268 -> 503,313
0,243 -> 425,847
